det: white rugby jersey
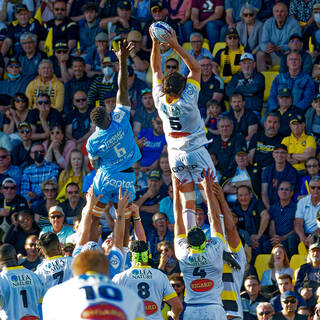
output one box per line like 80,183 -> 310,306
113,266 -> 177,320
174,234 -> 224,305
153,79 -> 210,152
35,255 -> 73,293
42,272 -> 145,320
0,266 -> 43,320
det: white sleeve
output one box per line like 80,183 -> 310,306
174,236 -> 189,261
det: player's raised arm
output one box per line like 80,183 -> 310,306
149,27 -> 164,83
113,40 -> 134,107
172,175 -> 186,237
163,30 -> 201,83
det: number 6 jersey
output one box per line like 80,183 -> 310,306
153,79 -> 210,153
113,266 -> 177,320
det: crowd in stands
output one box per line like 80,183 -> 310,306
2,0 -> 320,318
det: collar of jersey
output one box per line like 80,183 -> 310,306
6,266 -> 24,270
48,255 -> 63,260
132,265 -> 151,268
165,96 -> 179,105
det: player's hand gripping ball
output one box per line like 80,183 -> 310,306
150,21 -> 174,44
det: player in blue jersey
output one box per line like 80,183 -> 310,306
86,39 -> 141,218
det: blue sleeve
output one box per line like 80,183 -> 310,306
260,19 -> 271,53
295,76 -> 315,111
108,248 -> 124,278
267,75 -> 280,112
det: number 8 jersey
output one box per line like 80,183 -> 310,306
153,79 -> 210,153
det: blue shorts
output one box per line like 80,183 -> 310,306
93,169 -> 136,204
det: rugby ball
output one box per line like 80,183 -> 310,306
151,21 -> 173,43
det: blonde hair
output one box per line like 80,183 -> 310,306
59,149 -> 85,185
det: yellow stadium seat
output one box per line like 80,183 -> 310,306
182,39 -> 210,52
262,71 -> 279,102
212,42 -> 226,58
298,242 -> 308,255
269,64 -> 280,71
290,254 -> 308,280
254,254 -> 271,281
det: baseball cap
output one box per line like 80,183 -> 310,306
82,2 -> 98,12
54,41 -> 68,51
314,3 -> 320,9
148,170 -> 161,181
48,206 -> 64,216
95,32 -> 108,42
289,34 -> 303,42
240,53 -> 254,62
236,147 -> 248,155
273,144 -> 288,152
309,234 -> 320,250
18,122 -> 31,129
117,0 -> 131,9
102,51 -> 117,63
226,28 -> 239,37
281,290 -> 298,301
277,87 -> 291,97
289,113 -> 305,124
15,3 -> 29,12
8,57 -> 20,66
127,30 -> 142,42
2,178 -> 16,186
103,88 -> 117,100
151,1 -> 163,11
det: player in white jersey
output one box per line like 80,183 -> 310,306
42,250 -> 145,320
0,243 -> 43,320
113,240 -> 182,320
150,28 -> 216,230
173,171 -> 227,320
35,232 -> 73,293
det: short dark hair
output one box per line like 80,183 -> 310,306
244,275 -> 259,284
90,107 -> 109,129
130,240 -> 149,253
265,112 -> 280,122
72,56 -> 85,65
166,58 -> 179,66
187,227 -> 206,247
162,72 -> 186,97
66,182 -> 79,191
277,273 -> 292,282
39,232 -> 60,251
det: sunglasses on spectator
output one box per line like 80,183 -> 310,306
310,186 -> 320,190
20,129 -> 31,134
33,150 -> 45,155
227,36 -> 238,40
8,64 -> 19,68
155,217 -> 166,223
38,100 -> 50,105
27,243 -> 37,247
15,98 -> 26,103
282,298 -> 296,304
243,13 -> 254,17
166,65 -> 177,70
75,98 -> 87,102
258,311 -> 271,316
306,164 -> 319,168
50,215 -> 63,219
56,50 -> 68,54
0,155 -> 7,159
279,187 -> 291,191
3,186 -> 16,190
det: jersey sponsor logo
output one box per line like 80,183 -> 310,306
43,259 -> 66,274
161,104 -> 182,117
81,302 -> 126,320
10,274 -> 33,287
131,269 -> 153,279
172,164 -> 198,172
99,130 -> 125,150
105,178 -> 134,189
188,255 -> 209,266
144,300 -> 158,315
109,254 -> 121,270
190,279 -> 214,292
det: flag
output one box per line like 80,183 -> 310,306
44,27 -> 53,57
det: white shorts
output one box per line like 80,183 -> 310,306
184,304 -> 227,320
168,146 -> 216,184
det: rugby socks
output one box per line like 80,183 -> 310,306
92,205 -> 104,218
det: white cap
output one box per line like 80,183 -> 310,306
240,52 -> 254,61
48,206 -> 64,216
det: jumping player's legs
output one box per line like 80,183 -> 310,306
184,305 -> 227,320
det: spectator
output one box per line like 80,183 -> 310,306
198,56 -> 224,113
257,2 -> 301,71
78,2 -> 102,57
248,112 -> 282,170
147,212 -> 174,265
131,0 -> 152,23
128,65 -> 148,111
189,0 -> 224,51
133,88 -> 157,136
16,32 -> 47,78
270,274 -> 306,313
208,116 -> 246,175
65,91 -> 94,147
289,0 -> 317,25
45,0 -> 78,51
11,122 -> 33,170
39,205 -> 74,244
25,59 -> 65,112
158,152 -> 171,188
0,148 -> 22,187
19,234 -> 42,271
1,4 -> 46,57
236,4 -> 263,54
63,57 -> 92,114
304,3 -> 320,57
213,28 -> 244,84
269,181 -> 299,257
226,53 -> 265,115
241,275 -> 267,320
43,124 -> 76,170
282,113 -> 316,174
294,176 -> 320,247
204,99 -> 222,138
260,244 -> 293,286
297,306 -> 313,320
138,114 -> 166,172
256,302 -> 274,320
261,144 -> 299,210
280,34 -> 312,75
268,53 -> 315,112
159,183 -> 174,229
4,210 -> 40,256
224,92 -> 259,142
164,57 -> 179,76
298,158 -> 320,199
180,32 -> 213,76
157,240 -> 180,276
305,93 -> 320,145
232,185 -> 270,256
60,183 -> 86,226
168,273 -> 186,316
194,205 -> 210,239
221,148 -> 261,203
21,142 -> 59,208
29,93 -> 63,141
87,52 -> 118,108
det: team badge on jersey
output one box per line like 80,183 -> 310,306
144,300 -> 158,315
81,302 -> 126,320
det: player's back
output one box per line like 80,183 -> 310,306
0,266 -> 43,320
86,104 -> 141,173
42,273 -> 145,320
175,236 -> 224,305
35,255 -> 73,293
113,266 -> 176,320
153,80 -> 209,152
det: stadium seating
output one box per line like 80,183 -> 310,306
254,254 -> 271,281
261,71 -> 279,102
